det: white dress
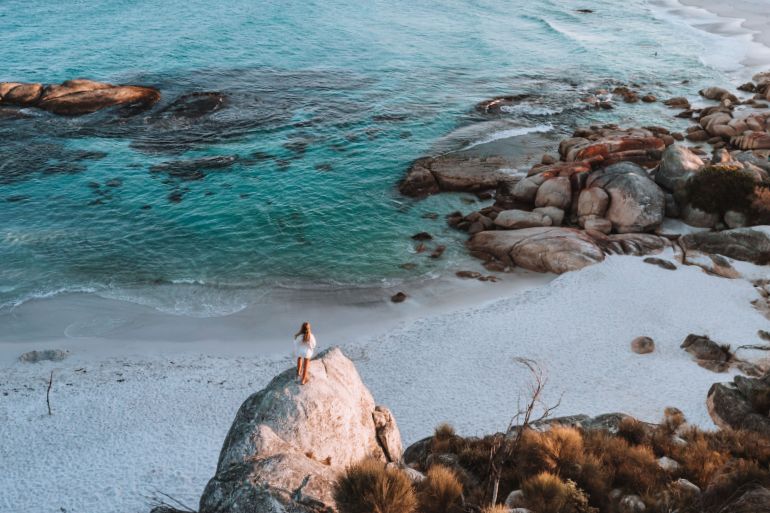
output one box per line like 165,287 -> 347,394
294,333 -> 316,359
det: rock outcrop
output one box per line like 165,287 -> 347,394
0,78 -> 160,115
199,348 -> 402,513
655,144 -> 704,196
681,227 -> 770,265
399,155 -> 513,197
468,227 -> 605,274
707,373 -> 770,437
586,162 -> 666,233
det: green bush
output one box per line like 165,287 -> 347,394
685,165 -> 755,214
333,459 -> 417,513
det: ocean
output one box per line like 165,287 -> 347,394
0,0 -> 756,320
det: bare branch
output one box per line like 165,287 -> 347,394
46,371 -> 53,416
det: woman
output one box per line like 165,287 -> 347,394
293,321 -> 316,385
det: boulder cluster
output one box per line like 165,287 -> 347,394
0,78 -> 160,116
399,74 -> 770,275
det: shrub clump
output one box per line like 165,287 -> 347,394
333,459 -> 417,513
521,472 -> 596,513
685,165 -> 755,214
417,465 -> 464,513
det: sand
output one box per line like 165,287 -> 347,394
2,253 -> 768,513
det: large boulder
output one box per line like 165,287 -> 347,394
707,376 -> 770,437
199,348 -> 402,513
0,79 -> 160,115
39,81 -> 160,115
680,227 -> 770,264
720,487 -> 770,513
493,209 -> 552,229
586,162 -> 665,233
468,227 -> 605,274
655,144 -> 704,196
0,82 -> 44,106
577,187 -> 610,223
399,155 -> 512,197
534,176 -> 572,210
560,133 -> 665,167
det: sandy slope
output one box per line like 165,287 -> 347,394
1,254 -> 768,513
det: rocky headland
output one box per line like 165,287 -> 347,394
399,71 -> 770,281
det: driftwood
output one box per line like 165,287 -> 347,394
46,371 -> 53,416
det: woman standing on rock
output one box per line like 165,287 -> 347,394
294,322 -> 316,385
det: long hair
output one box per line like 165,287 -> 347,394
295,322 -> 311,343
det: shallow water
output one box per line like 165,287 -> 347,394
0,0 -> 744,316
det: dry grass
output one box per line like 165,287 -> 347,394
341,409 -> 770,513
417,465 -> 464,513
521,472 -> 596,513
333,459 -> 417,513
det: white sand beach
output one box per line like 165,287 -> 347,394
652,0 -> 770,75
2,253 -> 768,513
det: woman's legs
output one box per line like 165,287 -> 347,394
296,357 -> 304,377
301,358 -> 310,384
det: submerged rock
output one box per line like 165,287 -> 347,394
157,91 -> 227,119
18,349 -> 69,363
199,348 -> 402,513
150,156 -> 238,180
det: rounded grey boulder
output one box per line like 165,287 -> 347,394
199,347 -> 402,513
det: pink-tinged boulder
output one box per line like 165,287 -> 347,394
399,155 -> 512,197
534,176 -> 572,210
586,162 -> 665,233
577,187 -> 610,223
40,78 -> 112,101
731,131 -> 770,150
468,227 -> 605,274
561,135 -> 665,167
493,209 -> 553,229
0,82 -> 43,106
38,83 -> 160,115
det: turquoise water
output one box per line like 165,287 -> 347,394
0,0 -> 729,315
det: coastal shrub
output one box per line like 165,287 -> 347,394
431,422 -> 457,453
617,417 -> 648,446
539,426 -> 585,476
409,408 -> 770,512
333,459 -> 417,513
701,459 -> 770,511
480,506 -> 510,513
750,182 -> 770,224
583,430 -> 662,492
417,465 -> 464,513
685,165 -> 755,214
521,472 -> 596,513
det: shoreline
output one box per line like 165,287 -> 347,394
651,0 -> 770,78
2,253 -> 768,513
